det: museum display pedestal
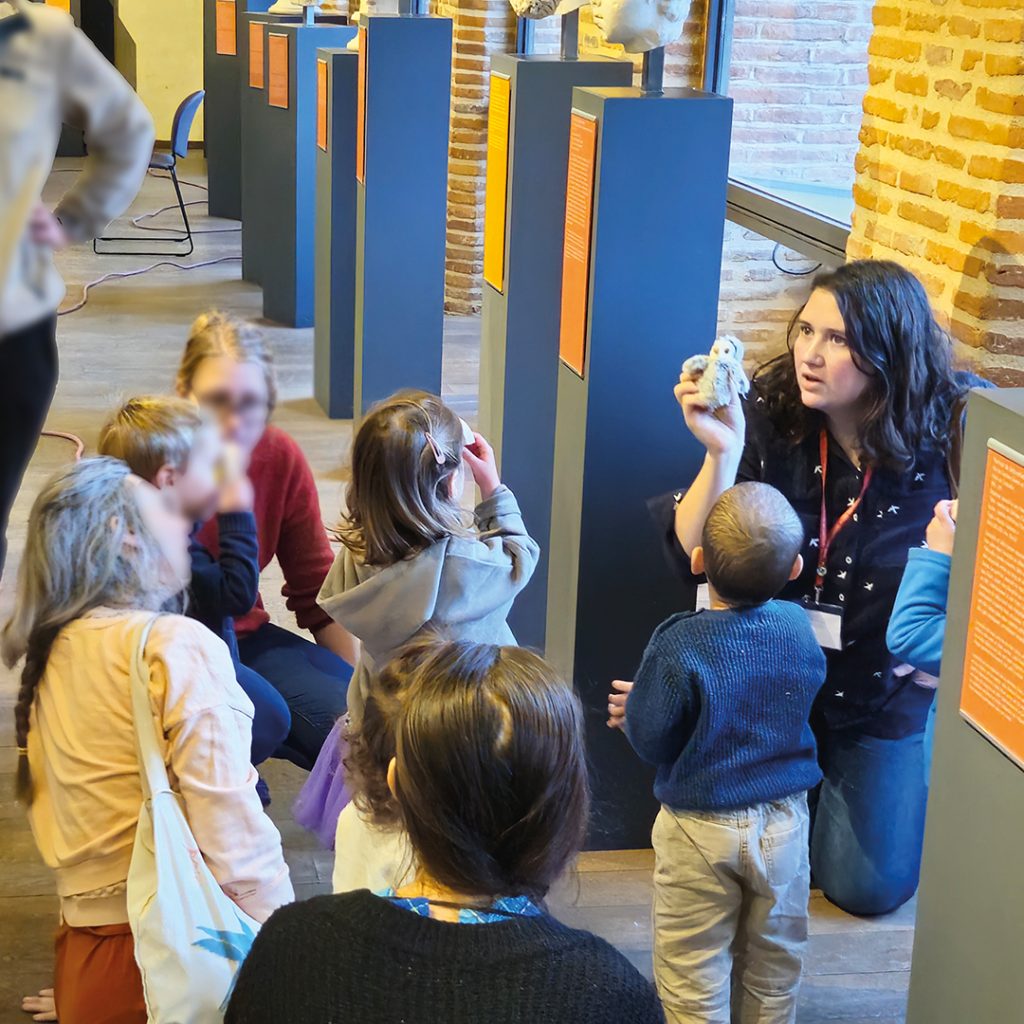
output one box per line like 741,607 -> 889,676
352,14 -> 452,421
204,0 -> 273,220
240,16 -> 352,326
906,388 -> 1024,1024
478,51 -> 632,652
544,84 -> 732,848
314,46 -> 359,419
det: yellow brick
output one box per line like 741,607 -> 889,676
925,45 -> 953,66
853,183 -> 893,214
934,145 -> 967,169
985,18 -> 1024,42
895,71 -> 929,96
949,15 -> 982,37
936,180 -> 992,213
986,53 -> 1024,75
934,79 -> 972,101
976,86 -> 1024,115
863,94 -> 908,123
872,4 -> 902,26
969,154 -> 1024,182
906,12 -> 946,32
868,64 -> 892,85
900,170 -> 936,197
962,49 -> 983,71
898,201 -> 950,233
869,35 -> 922,61
921,109 -> 941,130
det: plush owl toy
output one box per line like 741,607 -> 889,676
681,335 -> 750,412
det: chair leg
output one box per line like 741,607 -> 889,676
169,165 -> 194,257
92,161 -> 195,257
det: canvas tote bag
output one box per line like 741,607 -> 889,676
126,616 -> 260,1023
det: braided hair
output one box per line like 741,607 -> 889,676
3,458 -> 184,804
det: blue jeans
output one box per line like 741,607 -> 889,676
238,622 -> 352,771
235,662 -> 292,767
810,700 -> 936,916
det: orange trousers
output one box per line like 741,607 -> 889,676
54,922 -> 147,1024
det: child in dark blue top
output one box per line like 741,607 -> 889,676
98,396 -> 290,768
624,482 -> 825,1024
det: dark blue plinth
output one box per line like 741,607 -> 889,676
204,0 -> 273,221
244,20 -> 354,327
315,47 -> 359,419
545,86 -> 733,849
353,15 -> 452,420
479,53 -> 632,653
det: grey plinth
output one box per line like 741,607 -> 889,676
545,86 -> 732,849
478,53 -> 632,653
353,14 -> 452,421
314,47 -> 359,419
906,387 -> 1024,1024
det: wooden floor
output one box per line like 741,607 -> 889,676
0,160 -> 913,1022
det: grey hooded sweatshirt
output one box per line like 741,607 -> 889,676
317,485 -> 540,723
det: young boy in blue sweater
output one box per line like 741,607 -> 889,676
624,482 -> 826,1024
98,396 -> 290,772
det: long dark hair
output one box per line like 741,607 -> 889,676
754,260 -> 968,471
392,641 -> 590,902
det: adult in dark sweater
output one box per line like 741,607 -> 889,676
227,641 -> 664,1024
624,483 -> 825,1024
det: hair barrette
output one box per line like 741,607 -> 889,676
424,432 -> 445,466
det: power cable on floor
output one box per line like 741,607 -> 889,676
40,430 -> 85,460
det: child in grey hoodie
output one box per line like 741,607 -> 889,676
293,389 -> 539,853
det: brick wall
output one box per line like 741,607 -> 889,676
848,0 -> 1024,386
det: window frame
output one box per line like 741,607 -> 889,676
703,0 -> 853,265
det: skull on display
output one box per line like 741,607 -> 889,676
590,0 -> 690,52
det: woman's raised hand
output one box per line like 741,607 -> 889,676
673,370 -> 746,459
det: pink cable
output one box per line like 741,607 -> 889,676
40,430 -> 85,460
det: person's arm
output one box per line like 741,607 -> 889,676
274,443 -> 358,664
624,635 -> 699,766
151,621 -> 294,922
887,548 -> 952,679
672,374 -> 747,557
464,432 -> 540,592
225,902 -> 324,1024
53,19 -> 154,242
189,513 -> 261,621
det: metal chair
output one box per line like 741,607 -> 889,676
94,90 -> 206,256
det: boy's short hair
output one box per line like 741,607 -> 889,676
701,482 -> 804,607
97,396 -> 207,483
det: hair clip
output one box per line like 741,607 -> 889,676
16,747 -> 28,756
424,432 -> 445,465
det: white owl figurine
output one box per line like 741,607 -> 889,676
681,335 -> 750,412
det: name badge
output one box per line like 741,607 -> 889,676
695,585 -> 844,651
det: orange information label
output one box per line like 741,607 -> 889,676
356,26 -> 367,183
483,73 -> 512,293
317,58 -> 329,152
46,0 -> 71,11
267,33 -> 289,109
558,111 -> 598,378
960,442 -> 1024,770
248,22 -> 265,89
215,0 -> 237,56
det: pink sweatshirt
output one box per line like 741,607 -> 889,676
26,609 -> 293,926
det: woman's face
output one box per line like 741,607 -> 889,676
186,356 -> 270,455
792,288 -> 872,422
130,477 -> 192,593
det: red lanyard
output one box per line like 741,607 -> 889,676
816,429 -> 872,603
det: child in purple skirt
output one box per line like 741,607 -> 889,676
294,390 -> 539,849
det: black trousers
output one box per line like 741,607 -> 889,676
0,314 -> 59,576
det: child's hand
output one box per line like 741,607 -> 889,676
219,442 -> 254,513
925,499 -> 957,557
463,432 -> 501,500
607,679 -> 633,730
22,988 -> 57,1022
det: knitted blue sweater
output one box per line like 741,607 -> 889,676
626,601 -> 826,812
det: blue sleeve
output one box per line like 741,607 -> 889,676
886,547 -> 951,678
189,512 -> 261,621
625,632 -> 700,767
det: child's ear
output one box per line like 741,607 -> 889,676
153,463 -> 176,490
789,553 -> 804,581
386,757 -> 398,800
690,546 -> 705,577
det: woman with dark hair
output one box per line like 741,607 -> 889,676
654,260 -> 987,917
227,641 -> 664,1024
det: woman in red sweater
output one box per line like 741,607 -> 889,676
177,312 -> 356,770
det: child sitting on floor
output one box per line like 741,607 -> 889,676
294,389 -> 539,848
623,481 -> 826,1024
887,499 -> 957,679
99,396 -> 290,774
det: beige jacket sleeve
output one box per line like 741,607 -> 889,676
53,18 -> 155,242
148,618 -> 294,923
